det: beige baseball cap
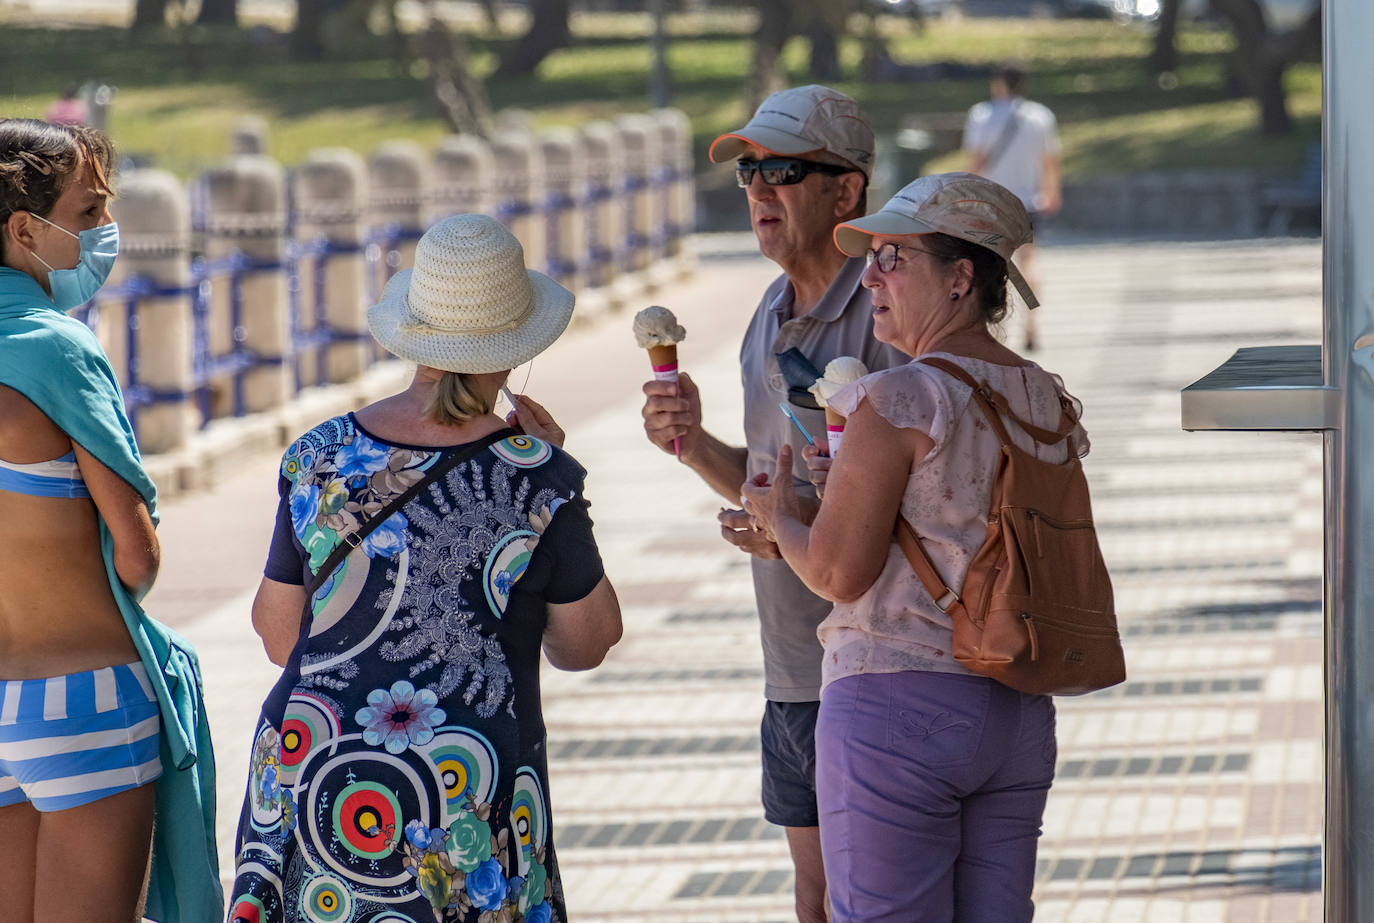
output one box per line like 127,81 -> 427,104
834,172 -> 1040,309
709,85 -> 875,178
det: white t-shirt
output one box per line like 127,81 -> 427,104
963,97 -> 1060,212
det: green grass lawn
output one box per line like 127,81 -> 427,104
0,11 -> 1320,182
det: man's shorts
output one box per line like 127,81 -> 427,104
760,699 -> 821,828
0,661 -> 162,812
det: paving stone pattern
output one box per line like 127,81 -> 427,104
170,238 -> 1323,923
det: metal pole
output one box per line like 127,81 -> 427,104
1325,0 -> 1374,916
649,0 -> 670,108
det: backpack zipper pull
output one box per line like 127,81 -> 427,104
1021,612 -> 1040,660
1029,509 -> 1045,557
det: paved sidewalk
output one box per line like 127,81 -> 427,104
146,235 -> 1324,922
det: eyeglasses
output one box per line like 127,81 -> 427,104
864,242 -> 938,273
735,157 -> 857,189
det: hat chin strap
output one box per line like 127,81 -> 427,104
1006,260 -> 1039,310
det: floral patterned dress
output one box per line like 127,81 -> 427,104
228,415 -> 603,923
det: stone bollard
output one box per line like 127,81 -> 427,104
201,154 -> 292,418
108,169 -> 197,454
538,129 -> 585,293
367,140 -> 430,285
488,130 -> 545,279
230,116 -> 269,155
652,107 -> 695,272
432,134 -> 494,223
294,148 -> 371,387
615,113 -> 660,279
496,109 -> 534,134
579,119 -> 626,297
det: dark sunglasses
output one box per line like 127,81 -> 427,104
735,157 -> 857,189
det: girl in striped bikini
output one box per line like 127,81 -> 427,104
0,119 -> 167,922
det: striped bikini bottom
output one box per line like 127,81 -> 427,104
0,661 -> 162,812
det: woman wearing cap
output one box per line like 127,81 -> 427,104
0,119 -> 219,922
227,214 -> 622,923
743,173 -> 1086,921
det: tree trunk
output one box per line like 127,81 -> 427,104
132,0 -> 171,29
293,0 -> 326,60
748,0 -> 794,112
805,0 -> 847,81
196,0 -> 237,26
1208,0 -> 1296,135
417,18 -> 492,137
1251,57 -> 1291,135
1149,0 -> 1183,73
494,0 -> 571,78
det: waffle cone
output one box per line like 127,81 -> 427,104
647,343 -> 678,367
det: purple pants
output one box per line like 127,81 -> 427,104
816,670 -> 1056,922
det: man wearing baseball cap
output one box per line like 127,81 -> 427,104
639,85 -> 907,922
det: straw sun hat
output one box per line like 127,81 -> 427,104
368,214 -> 575,374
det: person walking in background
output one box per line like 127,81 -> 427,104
639,85 -> 907,922
743,173 -> 1078,921
963,62 -> 1061,350
45,83 -> 88,127
0,118 -> 220,922
228,214 -> 622,923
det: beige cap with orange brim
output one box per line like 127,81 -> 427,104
708,84 -> 875,178
833,172 -> 1040,309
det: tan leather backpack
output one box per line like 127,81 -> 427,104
894,357 -> 1125,696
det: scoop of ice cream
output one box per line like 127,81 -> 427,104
633,305 -> 687,349
808,356 -> 870,408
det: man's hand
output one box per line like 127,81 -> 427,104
506,394 -> 565,448
642,372 -> 703,459
718,507 -> 782,559
741,445 -> 804,545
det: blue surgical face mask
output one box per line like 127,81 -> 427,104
27,214 -> 119,309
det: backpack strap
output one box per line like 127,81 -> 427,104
303,427 -> 516,601
895,514 -> 969,619
918,356 -> 1077,447
895,356 -> 1079,618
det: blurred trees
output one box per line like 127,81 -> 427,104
132,0 -> 172,28
495,0 -> 572,77
417,17 -> 493,135
747,0 -> 851,109
1152,0 -> 1319,135
197,0 -> 238,26
132,0 -> 237,28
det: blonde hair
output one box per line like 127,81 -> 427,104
425,371 -> 491,425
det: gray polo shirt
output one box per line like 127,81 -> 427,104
739,256 -> 910,702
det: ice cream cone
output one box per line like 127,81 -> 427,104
825,408 -> 846,458
647,343 -> 678,375
646,343 -> 681,457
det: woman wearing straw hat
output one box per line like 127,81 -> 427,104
743,174 -> 1086,921
227,214 -> 622,923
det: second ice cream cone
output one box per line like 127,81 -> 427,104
825,408 -> 846,458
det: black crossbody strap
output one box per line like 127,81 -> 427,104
981,98 -> 1022,175
303,427 -> 516,600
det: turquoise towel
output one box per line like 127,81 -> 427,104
0,267 -> 223,923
